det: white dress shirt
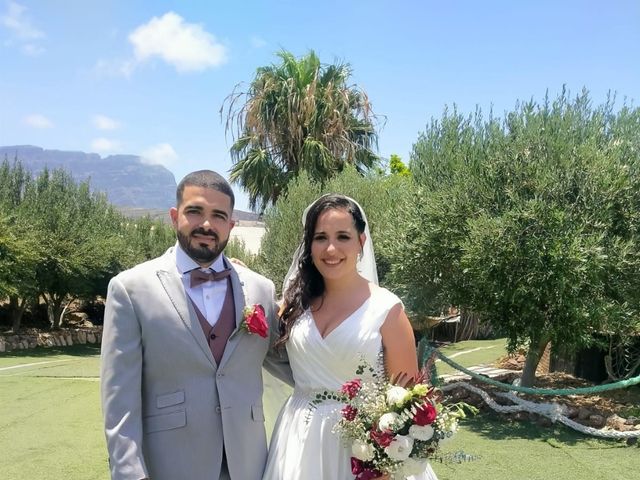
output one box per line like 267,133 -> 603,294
175,242 -> 229,326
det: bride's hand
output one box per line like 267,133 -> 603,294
228,257 -> 247,268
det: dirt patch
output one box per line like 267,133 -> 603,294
445,356 -> 640,438
493,353 -> 640,419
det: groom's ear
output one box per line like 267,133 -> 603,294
169,207 -> 178,228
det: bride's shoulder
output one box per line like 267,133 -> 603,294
369,284 -> 403,306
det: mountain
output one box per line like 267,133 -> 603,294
0,145 -> 176,209
0,145 -> 262,220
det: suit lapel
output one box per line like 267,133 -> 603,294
218,257 -> 246,368
156,252 -> 216,369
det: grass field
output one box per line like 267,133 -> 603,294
433,338 -> 509,376
1,341 -> 637,479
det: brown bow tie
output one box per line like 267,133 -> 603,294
189,268 -> 231,288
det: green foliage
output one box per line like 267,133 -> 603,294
224,238 -> 259,270
397,89 -> 640,381
256,166 -> 415,294
389,154 -> 411,177
0,160 -> 179,329
0,215 -> 38,300
118,216 -> 176,267
223,49 -> 380,211
16,168 -> 128,327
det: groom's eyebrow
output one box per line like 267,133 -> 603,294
211,208 -> 229,220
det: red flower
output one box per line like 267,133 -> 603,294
351,457 -> 364,475
357,468 -> 384,480
340,379 -> 362,399
369,428 -> 394,447
342,405 -> 358,421
242,304 -> 268,338
351,459 -> 383,480
413,401 -> 437,426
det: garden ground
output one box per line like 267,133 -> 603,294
0,340 -> 637,479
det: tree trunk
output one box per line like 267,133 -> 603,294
43,294 -> 65,329
521,336 -> 550,387
9,296 -> 28,333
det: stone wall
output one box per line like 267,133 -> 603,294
0,327 -> 102,353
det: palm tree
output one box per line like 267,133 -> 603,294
222,50 -> 379,211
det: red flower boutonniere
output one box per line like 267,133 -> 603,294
242,304 -> 269,338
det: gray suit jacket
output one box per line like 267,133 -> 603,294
100,247 -> 292,480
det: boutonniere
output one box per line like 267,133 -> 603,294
242,304 -> 269,338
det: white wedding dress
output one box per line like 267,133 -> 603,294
263,286 -> 438,480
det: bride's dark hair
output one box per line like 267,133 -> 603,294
276,194 -> 366,348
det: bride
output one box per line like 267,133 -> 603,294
263,194 -> 438,480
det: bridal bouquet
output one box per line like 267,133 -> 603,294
313,365 -> 470,479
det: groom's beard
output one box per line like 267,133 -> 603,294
177,228 -> 228,264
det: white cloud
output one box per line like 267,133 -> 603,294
128,12 -> 227,73
91,138 -> 121,153
1,1 -> 43,40
141,143 -> 179,167
250,35 -> 267,48
1,2 -> 45,54
24,113 -> 53,128
21,42 -> 44,56
93,114 -> 121,131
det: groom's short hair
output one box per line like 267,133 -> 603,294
176,170 -> 235,210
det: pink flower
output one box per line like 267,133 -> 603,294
413,401 -> 437,426
242,304 -> 268,338
340,379 -> 362,399
342,405 -> 358,421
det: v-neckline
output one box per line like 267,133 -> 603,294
309,296 -> 371,341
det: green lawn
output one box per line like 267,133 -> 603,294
0,345 -> 106,479
434,338 -> 509,376
1,341 -> 637,480
435,415 -> 638,480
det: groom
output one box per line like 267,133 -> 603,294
100,170 -> 291,480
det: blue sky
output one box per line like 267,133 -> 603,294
1,0 -> 638,211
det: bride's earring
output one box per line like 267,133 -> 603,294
357,250 -> 363,262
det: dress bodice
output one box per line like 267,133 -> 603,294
286,286 -> 402,393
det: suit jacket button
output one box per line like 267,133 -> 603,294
215,406 -> 221,414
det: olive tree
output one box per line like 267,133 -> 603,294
398,89 -> 640,386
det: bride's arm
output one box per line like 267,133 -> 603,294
380,303 -> 419,383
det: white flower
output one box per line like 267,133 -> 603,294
409,424 -> 435,441
439,430 -> 454,446
378,412 -> 400,431
384,434 -> 414,461
398,457 -> 428,477
351,439 -> 375,461
386,386 -> 409,406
